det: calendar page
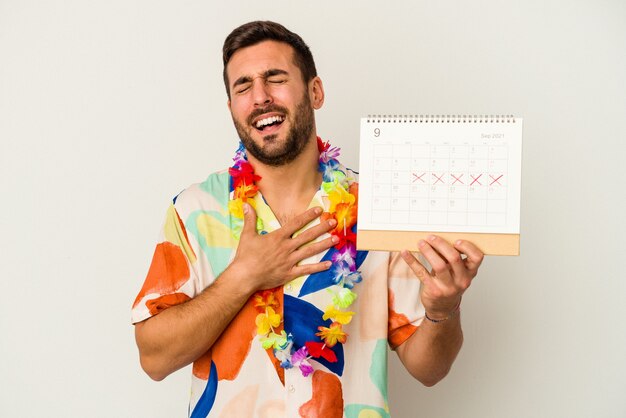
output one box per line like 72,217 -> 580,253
357,116 -> 522,254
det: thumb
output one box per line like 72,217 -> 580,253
241,202 -> 257,236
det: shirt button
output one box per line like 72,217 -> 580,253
288,384 -> 295,393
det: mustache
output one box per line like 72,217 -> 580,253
246,105 -> 289,125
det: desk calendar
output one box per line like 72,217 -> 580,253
357,115 -> 523,255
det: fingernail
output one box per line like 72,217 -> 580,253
455,240 -> 462,246
331,235 -> 339,243
314,207 -> 322,215
243,203 -> 249,214
428,235 -> 436,242
418,240 -> 426,248
328,219 -> 337,227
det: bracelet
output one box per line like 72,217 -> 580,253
424,303 -> 461,324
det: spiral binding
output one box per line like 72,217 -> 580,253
365,114 -> 516,123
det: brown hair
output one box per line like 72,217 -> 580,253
222,21 -> 317,98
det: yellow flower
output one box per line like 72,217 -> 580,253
322,305 -> 355,325
333,202 -> 358,232
255,307 -> 281,336
316,322 -> 348,347
327,185 -> 355,213
229,198 -> 256,219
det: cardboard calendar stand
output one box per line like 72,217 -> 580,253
357,230 -> 520,256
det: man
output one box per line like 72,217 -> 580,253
132,21 -> 483,417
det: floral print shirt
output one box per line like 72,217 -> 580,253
132,164 -> 424,418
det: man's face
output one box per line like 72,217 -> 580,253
226,40 -> 318,166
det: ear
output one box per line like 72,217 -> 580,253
309,76 -> 325,110
227,99 -> 231,111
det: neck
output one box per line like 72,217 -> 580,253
246,135 -> 323,221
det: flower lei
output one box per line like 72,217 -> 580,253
228,137 -> 361,377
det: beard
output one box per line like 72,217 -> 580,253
232,92 -> 315,167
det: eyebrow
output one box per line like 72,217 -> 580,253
232,69 -> 289,89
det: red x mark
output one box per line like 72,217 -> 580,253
432,173 -> 444,185
470,174 -> 482,186
412,172 -> 426,183
451,174 -> 464,185
490,174 -> 504,186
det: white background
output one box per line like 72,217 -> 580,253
1,1 -> 625,417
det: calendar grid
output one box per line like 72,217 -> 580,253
370,142 -> 508,228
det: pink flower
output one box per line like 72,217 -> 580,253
291,346 -> 314,377
332,242 -> 356,268
232,142 -> 248,166
317,137 -> 341,164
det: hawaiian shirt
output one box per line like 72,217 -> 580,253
132,164 -> 425,418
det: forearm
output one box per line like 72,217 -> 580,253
134,263 -> 255,381
396,314 -> 463,387
396,236 -> 483,386
134,206 -> 335,381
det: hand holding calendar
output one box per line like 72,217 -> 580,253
400,235 -> 484,318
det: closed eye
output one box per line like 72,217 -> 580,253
265,69 -> 288,84
235,84 -> 251,94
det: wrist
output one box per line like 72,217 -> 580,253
223,261 -> 258,297
424,298 -> 462,324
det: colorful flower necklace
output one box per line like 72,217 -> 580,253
228,137 -> 361,377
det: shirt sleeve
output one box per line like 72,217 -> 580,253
131,201 -> 203,324
387,251 -> 425,350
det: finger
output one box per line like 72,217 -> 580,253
454,239 -> 484,273
291,236 -> 338,262
400,250 -> 433,285
241,203 -> 257,237
291,260 -> 333,278
424,235 -> 466,279
279,207 -> 323,238
291,218 -> 336,248
417,238 -> 452,281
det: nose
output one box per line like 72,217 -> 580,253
251,80 -> 273,107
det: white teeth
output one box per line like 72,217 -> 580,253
255,115 -> 284,128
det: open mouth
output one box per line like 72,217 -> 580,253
253,114 -> 285,133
